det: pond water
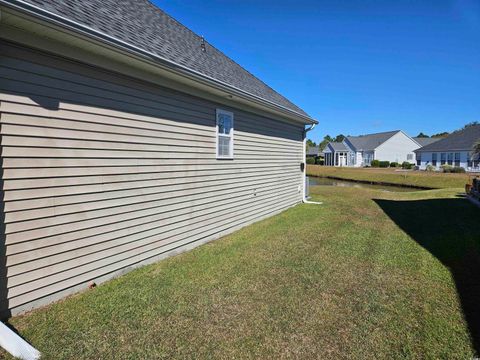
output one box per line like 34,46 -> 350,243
308,177 -> 417,192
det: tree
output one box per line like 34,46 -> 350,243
333,134 -> 345,143
306,139 -> 317,148
318,135 -> 333,151
463,121 -> 479,129
431,132 -> 449,138
473,140 -> 480,157
416,132 -> 429,138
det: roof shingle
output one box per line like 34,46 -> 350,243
327,142 -> 348,151
415,125 -> 480,152
346,131 -> 400,151
413,137 -> 441,147
17,0 -> 309,117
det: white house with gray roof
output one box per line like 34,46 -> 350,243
0,0 -> 316,316
415,125 -> 480,171
324,130 -> 421,167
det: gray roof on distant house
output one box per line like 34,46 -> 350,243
346,130 -> 400,151
415,125 -> 480,152
12,0 -> 310,118
307,146 -> 319,156
327,142 -> 348,151
413,137 -> 441,147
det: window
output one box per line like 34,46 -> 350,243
416,153 -> 421,166
468,152 -> 478,168
407,154 -> 413,161
216,109 -> 234,159
441,153 -> 446,165
454,152 -> 460,167
447,153 -> 453,165
432,153 -> 437,166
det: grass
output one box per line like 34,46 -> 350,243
307,164 -> 470,189
2,185 -> 479,359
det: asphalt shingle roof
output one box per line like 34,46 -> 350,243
346,131 -> 400,151
415,125 -> 480,152
328,142 -> 348,151
413,137 -> 441,147
306,146 -> 319,156
18,0 -> 309,117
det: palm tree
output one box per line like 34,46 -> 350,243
474,140 -> 480,157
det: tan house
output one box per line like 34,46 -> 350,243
0,0 -> 316,316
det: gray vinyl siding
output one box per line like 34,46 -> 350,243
0,40 -> 304,315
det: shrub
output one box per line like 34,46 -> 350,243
306,157 -> 315,165
441,164 -> 453,173
315,158 -> 324,165
425,164 -> 436,172
379,161 -> 390,168
371,160 -> 380,167
473,178 -> 480,192
390,162 -> 399,168
451,166 -> 466,173
401,161 -> 414,169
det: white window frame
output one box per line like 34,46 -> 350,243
216,109 -> 234,159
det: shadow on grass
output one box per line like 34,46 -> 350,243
375,197 -> 480,354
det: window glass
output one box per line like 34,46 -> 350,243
216,109 -> 234,159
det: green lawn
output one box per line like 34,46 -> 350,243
307,164 -> 470,189
2,186 -> 479,359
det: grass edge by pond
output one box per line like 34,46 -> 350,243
307,165 -> 470,189
310,174 -> 433,190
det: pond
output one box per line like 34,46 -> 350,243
308,177 -> 418,192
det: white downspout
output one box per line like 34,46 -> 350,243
303,123 -> 323,204
0,321 -> 40,360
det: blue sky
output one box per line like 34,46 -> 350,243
154,0 -> 480,143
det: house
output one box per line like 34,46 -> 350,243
306,146 -> 320,158
324,131 -> 420,167
415,125 -> 480,171
323,142 -> 349,166
0,0 -> 316,316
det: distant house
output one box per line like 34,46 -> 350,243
306,146 -> 320,158
323,142 -> 349,166
415,125 -> 480,171
324,131 -> 420,167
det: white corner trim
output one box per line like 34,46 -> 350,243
0,321 -> 41,360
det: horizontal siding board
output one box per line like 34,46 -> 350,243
4,168 -> 295,200
2,167 -> 294,191
0,51 -> 303,136
0,40 -> 305,314
5,182 -> 297,254
7,189 -> 298,283
4,172 -> 298,214
0,44 -> 220,111
7,199 -> 297,309
8,199 -> 292,301
0,99 -> 301,147
3,163 -> 299,180
8,199 -> 291,301
6,185 -> 297,267
5,176 -> 299,226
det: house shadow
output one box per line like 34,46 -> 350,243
375,197 -> 480,354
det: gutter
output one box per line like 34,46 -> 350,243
303,123 -> 323,205
0,0 -> 317,126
